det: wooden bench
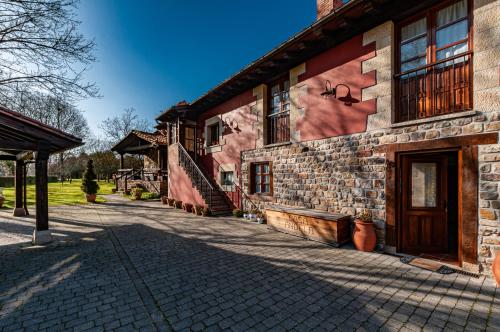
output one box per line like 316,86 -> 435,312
265,205 -> 351,247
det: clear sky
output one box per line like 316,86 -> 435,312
76,0 -> 316,136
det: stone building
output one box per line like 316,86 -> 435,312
129,0 -> 499,274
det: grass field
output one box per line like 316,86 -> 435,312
0,179 -> 115,209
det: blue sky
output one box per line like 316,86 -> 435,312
76,0 -> 316,135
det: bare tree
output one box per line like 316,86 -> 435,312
0,0 -> 98,100
99,107 -> 152,143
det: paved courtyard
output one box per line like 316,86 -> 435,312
0,196 -> 499,332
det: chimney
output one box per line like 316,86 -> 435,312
317,0 -> 344,20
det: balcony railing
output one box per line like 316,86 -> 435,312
395,51 -> 472,123
267,111 -> 290,144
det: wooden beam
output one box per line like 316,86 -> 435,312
13,160 -> 25,216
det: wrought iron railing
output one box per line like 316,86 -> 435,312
267,111 -> 290,144
178,143 -> 214,207
199,157 -> 258,211
395,51 -> 472,123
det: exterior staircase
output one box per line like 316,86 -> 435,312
177,144 -> 233,216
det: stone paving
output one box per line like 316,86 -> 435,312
0,195 -> 499,331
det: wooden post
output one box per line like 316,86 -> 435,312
120,153 -> 124,169
23,162 -> 29,215
35,149 -> 49,231
13,160 -> 26,216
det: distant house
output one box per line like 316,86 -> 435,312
114,0 -> 500,274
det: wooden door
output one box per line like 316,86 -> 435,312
182,126 -> 196,155
400,154 -> 448,254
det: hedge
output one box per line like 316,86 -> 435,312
0,176 -> 59,187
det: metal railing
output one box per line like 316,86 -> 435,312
199,157 -> 258,211
395,51 -> 472,123
267,111 -> 290,144
178,143 -> 214,207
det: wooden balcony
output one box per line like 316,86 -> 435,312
395,52 -> 472,123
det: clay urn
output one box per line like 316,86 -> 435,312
86,194 -> 97,203
352,209 -> 377,252
493,250 -> 500,286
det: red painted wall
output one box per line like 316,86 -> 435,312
198,89 -> 258,182
167,144 -> 205,206
296,35 -> 377,141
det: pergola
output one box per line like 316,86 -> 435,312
0,106 -> 83,244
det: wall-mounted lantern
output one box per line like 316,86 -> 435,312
320,80 -> 359,106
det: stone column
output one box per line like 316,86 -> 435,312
13,160 -> 26,216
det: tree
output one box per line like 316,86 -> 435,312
0,0 -> 98,100
99,107 -> 152,143
90,151 -> 119,181
81,159 -> 99,195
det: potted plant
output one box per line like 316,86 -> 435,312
131,187 -> 143,200
256,211 -> 265,224
174,200 -> 183,209
161,196 -> 169,204
194,205 -> 203,215
183,202 -> 193,213
167,198 -> 176,206
493,250 -> 500,286
352,209 -> 376,252
201,207 -> 210,217
81,160 -> 99,203
232,209 -> 244,218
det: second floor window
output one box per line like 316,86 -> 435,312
396,0 -> 471,122
267,79 -> 290,144
207,123 -> 219,146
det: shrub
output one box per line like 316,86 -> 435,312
232,209 -> 244,217
81,160 -> 99,195
142,192 -> 160,200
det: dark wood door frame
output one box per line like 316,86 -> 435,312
376,133 -> 497,266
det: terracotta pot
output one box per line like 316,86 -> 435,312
0,196 -> 4,208
352,219 -> 376,252
86,194 -> 97,203
493,250 -> 500,286
183,203 -> 193,213
161,196 -> 169,205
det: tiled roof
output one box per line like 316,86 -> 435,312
131,130 -> 168,145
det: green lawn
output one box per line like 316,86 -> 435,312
0,179 -> 115,209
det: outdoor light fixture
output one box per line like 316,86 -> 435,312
320,80 -> 359,106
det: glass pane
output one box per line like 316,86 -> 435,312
271,84 -> 279,95
284,80 -> 290,91
264,184 -> 270,193
255,175 -> 261,184
436,42 -> 468,64
264,175 -> 270,184
255,184 -> 261,193
401,17 -> 427,42
436,19 -> 468,49
401,57 -> 426,72
401,36 -> 427,62
411,162 -> 437,207
263,164 -> 269,173
254,164 -> 260,173
437,0 -> 467,27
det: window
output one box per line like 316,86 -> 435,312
251,162 -> 272,195
207,123 -> 219,146
221,171 -> 234,186
267,78 -> 290,144
396,0 -> 471,122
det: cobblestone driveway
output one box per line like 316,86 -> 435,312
0,196 -> 499,331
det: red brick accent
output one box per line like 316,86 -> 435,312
317,0 -> 344,20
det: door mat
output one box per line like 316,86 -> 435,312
400,256 -> 457,275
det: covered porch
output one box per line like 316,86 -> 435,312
111,130 -> 168,195
0,106 -> 82,244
